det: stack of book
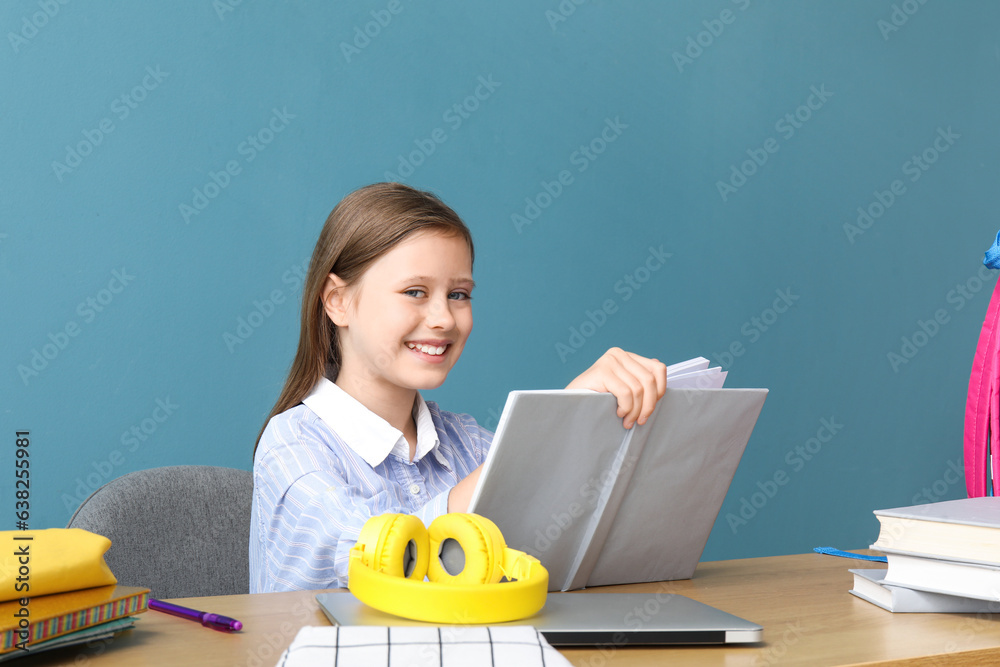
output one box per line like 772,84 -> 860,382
851,496 -> 1000,613
0,585 -> 148,661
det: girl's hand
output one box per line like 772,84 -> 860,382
565,347 -> 668,429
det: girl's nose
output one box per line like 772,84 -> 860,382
425,296 -> 456,330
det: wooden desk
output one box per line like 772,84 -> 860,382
17,552 -> 1000,666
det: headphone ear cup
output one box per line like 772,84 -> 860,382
357,514 -> 429,581
426,513 -> 507,585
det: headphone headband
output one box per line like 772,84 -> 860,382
348,514 -> 548,624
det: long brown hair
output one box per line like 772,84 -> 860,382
253,182 -> 475,455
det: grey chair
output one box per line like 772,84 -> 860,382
67,465 -> 253,599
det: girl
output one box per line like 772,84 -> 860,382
250,182 -> 667,593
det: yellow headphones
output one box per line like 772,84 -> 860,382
348,513 -> 548,624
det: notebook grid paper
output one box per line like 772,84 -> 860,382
276,625 -> 572,667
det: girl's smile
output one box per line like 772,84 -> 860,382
405,340 -> 452,361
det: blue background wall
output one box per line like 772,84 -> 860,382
3,1 -> 998,562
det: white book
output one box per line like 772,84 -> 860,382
849,568 -> 1000,613
871,497 -> 1000,566
468,357 -> 767,591
879,550 -> 1000,602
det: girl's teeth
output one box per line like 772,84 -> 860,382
408,343 -> 446,355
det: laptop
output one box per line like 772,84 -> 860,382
316,591 -> 763,646
467,387 -> 768,591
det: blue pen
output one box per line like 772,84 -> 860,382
148,598 -> 243,632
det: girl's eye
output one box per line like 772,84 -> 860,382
403,289 -> 471,300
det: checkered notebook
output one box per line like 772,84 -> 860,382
276,625 -> 571,667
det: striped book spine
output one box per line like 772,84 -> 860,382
1,587 -> 148,652
31,594 -> 146,644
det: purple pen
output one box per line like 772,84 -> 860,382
148,598 -> 243,632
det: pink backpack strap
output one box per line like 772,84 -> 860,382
965,235 -> 1000,497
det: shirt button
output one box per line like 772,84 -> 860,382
409,483 -> 421,496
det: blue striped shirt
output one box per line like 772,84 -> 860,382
250,379 -> 492,593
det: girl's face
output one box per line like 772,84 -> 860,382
328,229 -> 474,401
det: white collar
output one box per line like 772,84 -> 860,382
302,378 -> 440,468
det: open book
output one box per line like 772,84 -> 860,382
468,357 -> 767,591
